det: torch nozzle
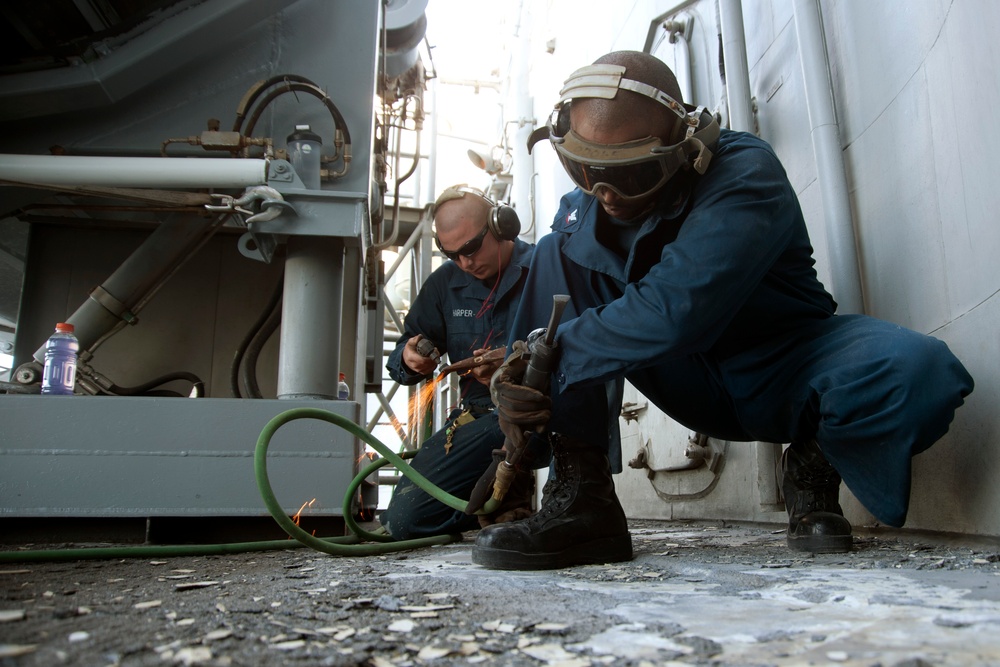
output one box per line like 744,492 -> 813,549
438,346 -> 506,377
415,337 -> 442,366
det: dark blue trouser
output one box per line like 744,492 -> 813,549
547,314 -> 973,528
379,408 -> 504,540
510,237 -> 974,528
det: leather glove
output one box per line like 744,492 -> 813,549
490,340 -> 552,454
465,340 -> 552,515
477,449 -> 534,528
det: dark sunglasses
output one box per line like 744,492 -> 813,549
435,224 -> 489,262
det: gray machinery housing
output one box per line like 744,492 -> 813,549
0,0 -> 427,530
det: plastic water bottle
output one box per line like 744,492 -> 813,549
41,322 -> 79,395
337,372 -> 350,400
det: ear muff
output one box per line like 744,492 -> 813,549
435,184 -> 521,241
489,203 -> 521,241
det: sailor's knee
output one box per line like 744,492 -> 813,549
871,330 -> 973,420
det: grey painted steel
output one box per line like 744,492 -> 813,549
250,191 -> 368,240
31,215 -> 223,364
641,0 -> 701,53
0,395 -> 360,517
718,0 -> 754,132
277,236 -> 345,400
793,0 -> 864,315
0,0 -> 299,122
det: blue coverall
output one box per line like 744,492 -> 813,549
380,238 -> 534,538
508,129 -> 974,528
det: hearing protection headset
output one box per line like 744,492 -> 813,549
433,185 -> 521,241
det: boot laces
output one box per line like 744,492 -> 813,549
792,462 -> 840,490
785,446 -> 843,518
530,453 -> 576,520
788,462 -> 842,516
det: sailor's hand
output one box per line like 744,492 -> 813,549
468,346 -> 505,386
490,340 -> 551,452
401,334 -> 437,376
477,451 -> 534,527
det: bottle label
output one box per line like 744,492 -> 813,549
61,360 -> 77,390
42,357 -> 77,393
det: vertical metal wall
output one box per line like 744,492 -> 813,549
516,0 -> 1000,537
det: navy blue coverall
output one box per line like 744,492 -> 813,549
508,129 -> 973,528
380,238 -> 534,539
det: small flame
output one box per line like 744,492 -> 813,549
292,498 -> 316,527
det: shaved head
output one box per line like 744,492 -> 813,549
433,193 -> 491,236
432,185 -> 515,281
572,51 -> 685,144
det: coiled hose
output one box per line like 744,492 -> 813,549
0,407 -> 499,563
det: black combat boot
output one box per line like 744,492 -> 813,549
472,434 -> 632,570
781,440 -> 853,553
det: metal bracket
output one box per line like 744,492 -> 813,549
620,400 -> 648,424
627,431 -> 724,476
238,230 -> 278,264
89,285 -> 138,325
209,185 -> 294,264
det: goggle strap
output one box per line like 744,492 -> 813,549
617,79 -> 687,120
558,64 -> 626,100
684,106 -> 707,139
558,64 -> 688,121
526,125 -> 550,154
688,137 -> 713,174
689,108 -> 719,173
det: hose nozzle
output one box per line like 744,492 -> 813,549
415,337 -> 442,367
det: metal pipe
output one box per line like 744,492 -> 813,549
669,22 -> 693,103
277,236 -> 345,399
32,213 -> 226,363
793,0 -> 864,314
385,214 -> 431,284
375,93 -> 423,252
0,154 -> 267,189
366,381 -> 401,433
643,0 -> 701,52
373,390 -> 408,443
509,0 -> 534,229
718,0 -> 754,132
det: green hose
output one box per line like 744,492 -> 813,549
0,407 -> 500,563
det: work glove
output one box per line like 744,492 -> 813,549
476,449 -> 535,528
490,339 -> 552,454
465,340 -> 552,515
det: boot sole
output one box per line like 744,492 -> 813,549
787,533 -> 853,554
472,534 -> 633,570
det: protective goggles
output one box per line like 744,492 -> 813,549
435,223 -> 489,262
552,120 -> 684,201
526,64 -> 719,200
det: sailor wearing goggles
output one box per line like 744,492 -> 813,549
527,60 -> 717,220
473,50 -> 973,571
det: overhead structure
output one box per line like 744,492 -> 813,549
0,0 -> 430,534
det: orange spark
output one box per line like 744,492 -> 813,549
407,373 -> 446,433
292,498 -> 316,527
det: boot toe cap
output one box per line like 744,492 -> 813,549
474,522 -> 529,551
788,511 -> 853,553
